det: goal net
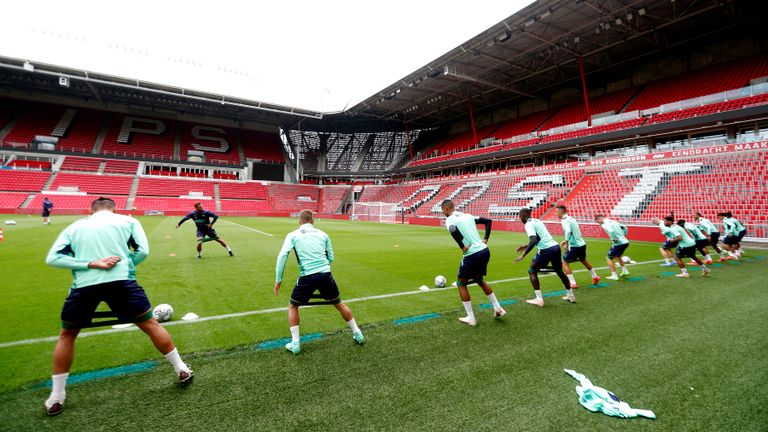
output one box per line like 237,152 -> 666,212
352,202 -> 398,224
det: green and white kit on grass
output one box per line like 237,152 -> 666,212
564,369 -> 656,419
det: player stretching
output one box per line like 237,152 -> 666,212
594,215 -> 630,280
440,199 -> 505,325
654,216 -> 710,278
275,210 -> 364,353
176,202 -> 233,259
655,216 -> 678,267
42,196 -> 54,225
694,212 -> 728,261
514,208 -> 575,306
556,205 -> 600,288
44,198 -> 193,416
679,219 -> 713,265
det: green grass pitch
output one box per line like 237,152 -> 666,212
0,215 -> 766,431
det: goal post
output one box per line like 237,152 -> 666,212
351,201 -> 398,223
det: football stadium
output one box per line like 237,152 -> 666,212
1,0 -> 767,430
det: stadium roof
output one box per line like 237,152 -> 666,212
341,0 -> 767,130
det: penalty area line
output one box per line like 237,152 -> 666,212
0,258 -> 667,349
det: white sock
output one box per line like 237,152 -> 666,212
226,246 -> 232,252
611,271 -> 618,278
701,265 -> 708,270
164,348 -> 187,374
289,325 -> 300,343
566,274 -> 576,285
589,269 -> 597,278
46,373 -> 68,406
729,252 -> 737,257
681,268 -> 688,275
719,250 -> 727,258
620,264 -> 629,274
566,288 -> 574,297
704,255 -> 711,262
535,290 -> 543,301
346,318 -> 361,334
665,258 -> 673,264
486,293 -> 502,312
462,301 -> 475,320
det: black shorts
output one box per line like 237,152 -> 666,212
457,248 -> 490,281
695,239 -> 709,250
607,243 -> 630,258
675,246 -> 696,259
661,240 -> 677,250
709,232 -> 720,246
531,245 -> 562,272
723,235 -> 737,245
562,245 -> 586,263
737,229 -> 747,241
290,272 -> 341,306
42,210 -> 51,217
197,228 -> 219,242
60,280 -> 153,329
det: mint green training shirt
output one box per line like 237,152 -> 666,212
276,223 -> 333,283
657,221 -> 676,240
561,215 -> 586,247
525,218 -> 558,250
669,224 -> 695,248
445,211 -> 488,257
46,210 -> 149,289
697,217 -> 718,235
725,217 -> 745,235
601,218 -> 629,245
684,222 -> 706,241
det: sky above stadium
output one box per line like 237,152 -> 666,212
1,0 -> 532,113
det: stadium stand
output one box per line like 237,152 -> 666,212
219,199 -> 272,213
131,197 -> 206,212
539,87 -> 638,130
102,159 -> 140,174
136,177 -> 216,197
626,55 -> 768,111
318,185 -> 350,214
217,181 -> 268,199
179,123 -> 241,165
59,156 -> 103,172
265,184 -> 319,213
0,192 -> 30,210
1,103 -> 104,153
0,170 -> 52,192
100,114 -> 176,160
48,173 -> 134,195
241,130 -> 285,163
27,194 -> 128,211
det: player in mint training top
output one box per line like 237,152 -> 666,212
556,205 -> 600,288
176,202 -> 233,259
514,208 -> 575,307
655,216 -> 679,267
43,198 -> 193,416
594,214 -> 630,281
679,219 -> 713,264
275,209 -> 364,354
718,211 -> 746,258
654,216 -> 710,278
694,212 -> 727,261
441,199 -> 505,326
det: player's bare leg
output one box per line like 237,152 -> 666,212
285,304 -> 302,354
45,328 -> 80,415
581,258 -> 601,285
525,270 -> 545,307
674,257 -> 690,278
215,238 -> 234,256
334,302 -> 364,343
136,317 -> 193,384
456,278 -> 477,325
477,279 -> 505,318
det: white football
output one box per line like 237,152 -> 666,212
621,256 -> 631,263
434,275 -> 447,288
153,304 -> 174,322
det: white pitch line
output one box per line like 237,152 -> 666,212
219,219 -> 274,237
0,259 -> 669,349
